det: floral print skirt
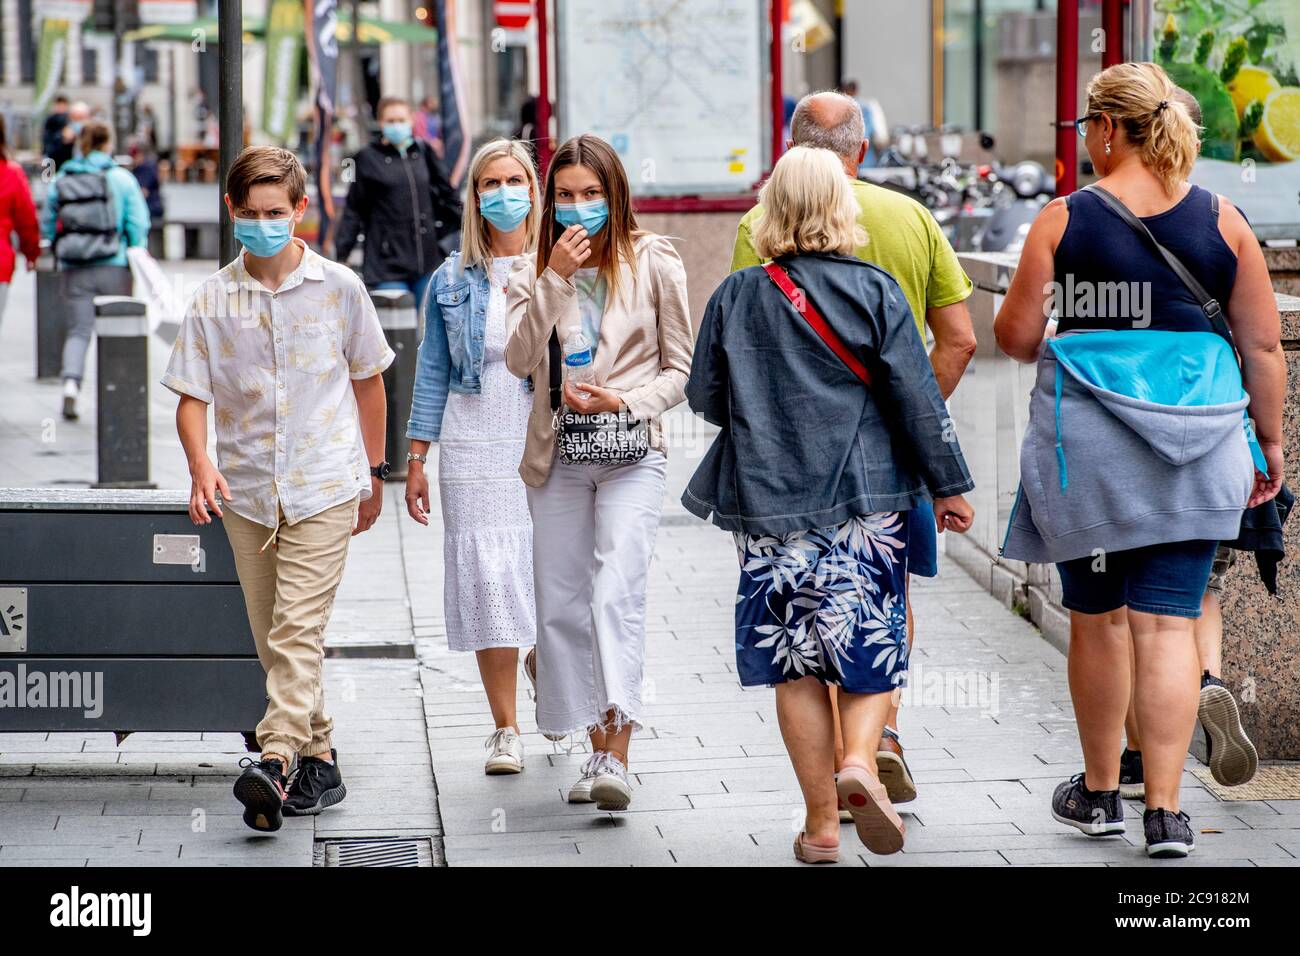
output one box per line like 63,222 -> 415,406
733,512 -> 911,695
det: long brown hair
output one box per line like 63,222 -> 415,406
537,134 -> 642,301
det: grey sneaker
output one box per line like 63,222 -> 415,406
1199,672 -> 1257,788
1051,773 -> 1125,836
1144,808 -> 1195,858
589,752 -> 633,811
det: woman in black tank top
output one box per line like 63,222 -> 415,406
992,61 -> 1284,858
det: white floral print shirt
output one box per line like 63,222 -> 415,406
162,239 -> 395,528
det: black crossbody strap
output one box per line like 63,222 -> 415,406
1082,184 -> 1234,347
547,329 -> 562,412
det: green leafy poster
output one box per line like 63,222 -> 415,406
1153,0 -> 1300,235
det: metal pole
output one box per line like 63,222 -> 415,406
535,0 -> 552,177
973,0 -> 984,132
769,0 -> 783,170
218,0 -> 244,265
1054,0 -> 1078,195
1102,0 -> 1124,68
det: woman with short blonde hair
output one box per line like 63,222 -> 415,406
751,145 -> 865,260
405,138 -> 542,776
685,145 -> 976,863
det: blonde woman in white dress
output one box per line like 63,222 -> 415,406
405,140 -> 540,774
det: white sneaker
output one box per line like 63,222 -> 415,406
567,753 -> 601,803
589,752 -> 632,811
484,727 -> 524,775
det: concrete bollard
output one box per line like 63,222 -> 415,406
93,296 -> 154,489
34,244 -> 65,381
369,288 -> 420,480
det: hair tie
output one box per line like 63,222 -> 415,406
1155,100 -> 1169,113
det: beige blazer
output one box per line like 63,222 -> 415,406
504,233 -> 694,487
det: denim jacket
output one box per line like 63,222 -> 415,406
683,253 -> 974,535
407,251 -> 535,442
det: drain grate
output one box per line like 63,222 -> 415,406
1191,764 -> 1300,802
315,838 -> 435,867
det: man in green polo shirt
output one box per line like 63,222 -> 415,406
732,90 -> 977,809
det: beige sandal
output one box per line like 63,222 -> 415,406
836,765 -> 905,855
793,831 -> 839,864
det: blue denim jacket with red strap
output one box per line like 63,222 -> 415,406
683,252 -> 974,535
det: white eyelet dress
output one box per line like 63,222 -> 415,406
436,255 -> 536,651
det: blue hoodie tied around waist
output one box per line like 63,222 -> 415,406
1000,329 -> 1258,565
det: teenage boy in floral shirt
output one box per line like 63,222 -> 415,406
163,146 -> 394,832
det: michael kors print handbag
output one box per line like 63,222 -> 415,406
547,330 -> 649,466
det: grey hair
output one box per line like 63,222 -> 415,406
789,91 -> 865,159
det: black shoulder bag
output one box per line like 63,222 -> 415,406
1083,184 -> 1292,589
547,330 -> 650,466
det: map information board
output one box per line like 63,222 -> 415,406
556,0 -> 768,196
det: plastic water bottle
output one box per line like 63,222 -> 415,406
563,330 -> 595,394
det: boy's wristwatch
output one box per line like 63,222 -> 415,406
370,461 -> 391,480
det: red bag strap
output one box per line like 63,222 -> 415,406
762,262 -> 873,388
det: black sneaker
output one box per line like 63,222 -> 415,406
61,394 -> 78,421
1051,772 -> 1125,836
233,757 -> 288,832
1144,807 -> 1195,858
1119,747 -> 1145,800
283,749 -> 347,816
1199,672 -> 1258,788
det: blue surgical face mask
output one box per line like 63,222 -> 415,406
233,216 -> 295,258
555,198 -> 608,236
383,122 -> 413,147
478,184 -> 532,232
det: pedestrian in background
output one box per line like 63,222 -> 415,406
995,61 -> 1284,858
405,139 -> 541,776
504,134 -> 693,812
40,119 -> 150,421
163,146 -> 394,833
335,95 -> 462,306
41,95 -> 73,171
687,145 -> 975,863
731,90 -> 977,812
0,113 -> 39,337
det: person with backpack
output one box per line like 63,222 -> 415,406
40,119 -> 150,420
334,95 -> 463,306
994,62 -> 1284,859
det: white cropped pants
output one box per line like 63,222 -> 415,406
526,451 -> 667,738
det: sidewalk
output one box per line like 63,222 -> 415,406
2,267 -> 1298,866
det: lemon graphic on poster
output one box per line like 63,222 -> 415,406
1228,66 -> 1280,119
1254,87 -> 1300,162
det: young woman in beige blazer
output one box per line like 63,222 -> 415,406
505,134 -> 693,811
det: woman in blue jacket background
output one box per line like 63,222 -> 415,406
404,139 -> 539,776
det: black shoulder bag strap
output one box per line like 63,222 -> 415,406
1081,184 -> 1233,347
1083,184 -> 1286,535
547,329 -> 563,412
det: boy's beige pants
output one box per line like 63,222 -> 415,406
222,496 -> 358,762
